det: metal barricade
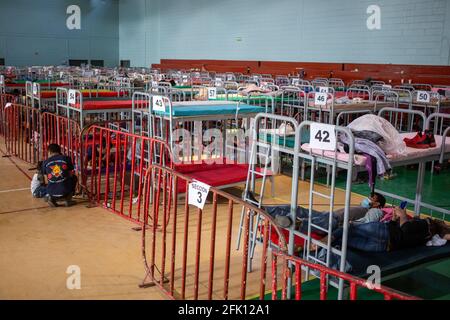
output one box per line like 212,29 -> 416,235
79,125 -> 173,225
4,103 -> 41,164
0,94 -> 18,136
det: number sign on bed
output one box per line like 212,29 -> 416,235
188,180 -> 211,210
152,96 -> 166,112
319,87 -> 329,94
417,91 -> 431,103
68,89 -> 77,105
315,92 -> 328,106
32,83 -> 38,96
310,123 -> 337,151
208,87 -> 217,100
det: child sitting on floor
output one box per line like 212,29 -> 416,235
31,161 -> 48,199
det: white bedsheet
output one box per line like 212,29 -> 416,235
301,133 -> 450,166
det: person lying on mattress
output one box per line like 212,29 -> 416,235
314,207 -> 450,253
245,191 -> 386,235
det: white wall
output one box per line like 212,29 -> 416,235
119,0 -> 450,66
0,0 -> 119,67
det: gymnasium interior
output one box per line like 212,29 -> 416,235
0,0 -> 449,301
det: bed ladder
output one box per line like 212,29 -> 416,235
236,140 -> 273,273
301,154 -> 346,299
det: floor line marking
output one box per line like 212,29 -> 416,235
0,187 -> 29,194
0,206 -> 50,215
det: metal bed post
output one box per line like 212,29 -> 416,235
294,121 -> 355,300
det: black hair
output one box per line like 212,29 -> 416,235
429,219 -> 450,238
36,161 -> 44,174
373,192 -> 386,208
48,144 -> 62,155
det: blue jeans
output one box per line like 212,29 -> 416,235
33,185 -> 48,198
332,222 -> 389,252
265,205 -> 339,235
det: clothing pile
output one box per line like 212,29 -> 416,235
404,130 -> 437,149
339,115 -> 408,186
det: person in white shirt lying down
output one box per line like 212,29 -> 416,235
245,191 -> 386,235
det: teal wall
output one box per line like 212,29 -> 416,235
119,0 -> 450,67
0,0 -> 119,67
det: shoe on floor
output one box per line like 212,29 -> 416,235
274,215 -> 292,228
48,198 -> 58,208
64,200 -> 77,207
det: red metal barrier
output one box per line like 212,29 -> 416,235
278,253 -> 421,301
4,103 -> 41,164
139,164 -> 420,301
41,112 -> 82,167
0,100 -> 420,301
80,125 -> 173,225
140,164 -> 289,300
0,94 -> 18,136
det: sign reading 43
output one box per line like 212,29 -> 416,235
152,96 -> 166,112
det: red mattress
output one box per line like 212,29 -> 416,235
175,160 -> 265,193
260,225 -> 323,249
74,100 -> 147,110
39,91 -> 126,99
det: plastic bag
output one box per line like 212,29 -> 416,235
347,114 -> 407,155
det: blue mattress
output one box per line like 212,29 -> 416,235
156,103 -> 265,117
260,130 -> 310,148
347,244 -> 450,278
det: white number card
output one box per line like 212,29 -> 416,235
152,96 -> 166,112
188,180 -> 211,210
310,123 -> 337,151
416,91 -> 431,103
68,89 -> 77,104
315,93 -> 328,106
208,87 -> 217,100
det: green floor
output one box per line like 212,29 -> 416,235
256,259 -> 450,300
318,165 -> 450,221
270,165 -> 450,300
